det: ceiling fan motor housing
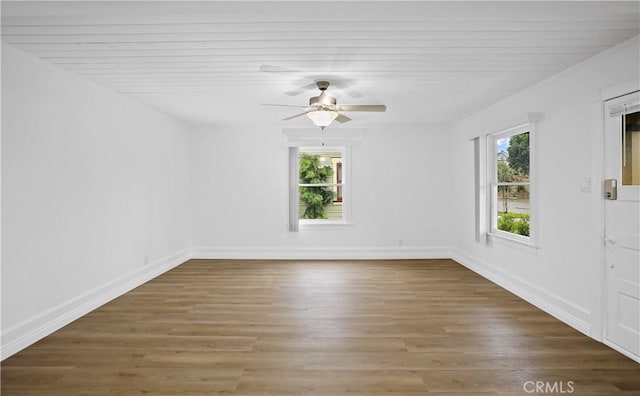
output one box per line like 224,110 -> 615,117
309,81 -> 336,108
309,93 -> 336,107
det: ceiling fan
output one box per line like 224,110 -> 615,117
259,62 -> 363,98
264,80 -> 386,129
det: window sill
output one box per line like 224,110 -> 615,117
299,221 -> 354,230
488,231 -> 540,251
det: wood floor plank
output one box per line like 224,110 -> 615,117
236,369 -> 425,393
33,333 -> 257,352
2,259 -> 638,395
252,336 -> 407,352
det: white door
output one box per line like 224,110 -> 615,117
604,91 -> 640,362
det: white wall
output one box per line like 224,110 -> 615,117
190,121 -> 453,259
449,37 -> 640,336
4,31 -> 637,360
1,43 -> 192,358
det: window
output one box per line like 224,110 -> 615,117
622,111 -> 640,186
488,124 -> 533,242
298,148 -> 344,221
289,146 -> 350,229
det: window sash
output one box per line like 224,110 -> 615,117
294,146 -> 349,227
299,183 -> 344,187
488,126 -> 533,242
495,182 -> 530,187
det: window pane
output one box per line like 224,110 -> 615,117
496,184 -> 530,237
299,151 -> 341,184
622,111 -> 640,185
496,131 -> 529,182
334,160 -> 343,202
491,127 -> 532,241
298,150 -> 343,220
299,186 -> 342,220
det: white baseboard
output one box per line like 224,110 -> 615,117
450,248 -> 591,336
604,339 -> 640,364
190,246 -> 453,260
3,245 -> 595,361
1,248 -> 190,360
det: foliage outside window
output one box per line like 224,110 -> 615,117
298,149 -> 343,221
494,130 -> 531,238
622,111 -> 640,185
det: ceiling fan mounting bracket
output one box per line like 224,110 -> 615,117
315,81 -> 330,91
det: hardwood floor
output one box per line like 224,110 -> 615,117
2,259 -> 638,395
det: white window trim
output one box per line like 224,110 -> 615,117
288,146 -> 300,232
284,128 -> 365,232
485,122 -> 539,248
296,146 -> 352,229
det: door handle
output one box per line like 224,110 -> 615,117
604,179 -> 617,200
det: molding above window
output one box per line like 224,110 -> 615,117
467,112 -> 544,140
282,128 -> 366,147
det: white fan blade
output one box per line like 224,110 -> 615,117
329,80 -> 363,98
285,83 -> 317,96
282,111 -> 310,121
335,113 -> 352,123
263,104 -> 308,108
338,104 -> 386,112
259,64 -> 302,75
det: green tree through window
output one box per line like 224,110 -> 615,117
508,132 -> 529,175
495,130 -> 530,237
299,153 -> 335,219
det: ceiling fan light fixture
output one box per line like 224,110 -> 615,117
266,79 -> 385,126
307,110 -> 339,127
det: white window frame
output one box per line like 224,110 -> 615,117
294,146 -> 352,229
486,122 -> 538,247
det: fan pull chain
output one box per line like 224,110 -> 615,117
321,126 -> 325,146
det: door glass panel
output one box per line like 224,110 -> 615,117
622,111 -> 640,185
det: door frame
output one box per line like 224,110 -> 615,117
595,79 -> 640,362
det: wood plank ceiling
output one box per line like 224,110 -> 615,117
2,1 -> 639,127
